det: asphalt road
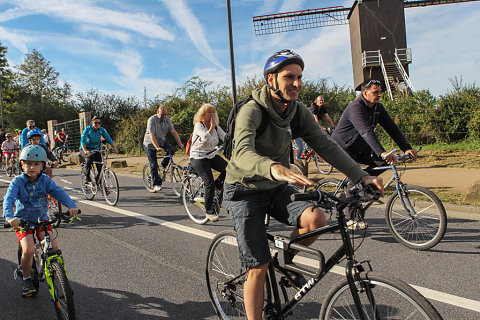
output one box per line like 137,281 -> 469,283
0,168 -> 479,320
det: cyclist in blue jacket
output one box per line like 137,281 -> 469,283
80,116 -> 118,184
3,145 -> 78,296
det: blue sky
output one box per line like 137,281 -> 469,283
0,0 -> 479,100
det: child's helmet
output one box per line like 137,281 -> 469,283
27,128 -> 42,140
19,145 -> 47,162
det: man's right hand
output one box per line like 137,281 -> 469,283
381,151 -> 397,165
156,147 -> 165,153
360,175 -> 384,197
85,150 -> 92,157
270,163 -> 314,187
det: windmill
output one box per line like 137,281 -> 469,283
252,0 -> 479,100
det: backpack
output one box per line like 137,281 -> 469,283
223,95 -> 301,160
185,133 -> 194,155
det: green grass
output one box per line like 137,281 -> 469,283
417,140 -> 480,152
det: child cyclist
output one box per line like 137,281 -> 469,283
26,128 -> 58,178
3,145 -> 79,296
1,133 -> 17,168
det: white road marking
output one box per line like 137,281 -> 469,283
60,179 -> 72,184
1,178 -> 479,313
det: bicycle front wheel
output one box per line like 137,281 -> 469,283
206,231 -> 247,320
80,166 -> 97,200
313,153 -> 333,175
320,271 -> 442,320
48,197 -> 63,228
50,260 -> 76,320
386,185 -> 447,250
315,178 -> 343,195
102,169 -> 119,206
142,164 -> 156,193
182,176 -> 208,224
170,164 -> 183,197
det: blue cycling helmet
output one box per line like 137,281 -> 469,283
19,145 -> 47,162
27,128 -> 42,140
263,49 -> 304,81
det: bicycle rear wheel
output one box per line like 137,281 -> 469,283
386,185 -> 447,250
102,169 -> 119,206
289,162 -> 307,192
170,164 -> 183,197
313,153 -> 333,175
320,271 -> 442,319
80,166 -> 97,200
142,164 -> 157,193
182,175 -> 208,224
206,231 -> 247,320
50,260 -> 76,320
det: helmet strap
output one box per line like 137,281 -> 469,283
267,74 -> 290,104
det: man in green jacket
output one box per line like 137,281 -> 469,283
223,49 -> 384,320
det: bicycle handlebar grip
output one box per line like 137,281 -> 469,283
291,190 -> 321,202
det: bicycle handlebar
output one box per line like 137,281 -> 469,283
4,209 -> 82,229
291,184 -> 379,206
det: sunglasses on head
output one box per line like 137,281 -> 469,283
366,80 -> 381,86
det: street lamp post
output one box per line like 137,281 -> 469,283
0,69 -> 4,129
226,0 -> 237,106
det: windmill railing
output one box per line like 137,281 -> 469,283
395,48 -> 412,65
362,50 -> 382,68
394,53 -> 417,93
379,53 -> 394,101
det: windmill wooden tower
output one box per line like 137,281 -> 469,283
252,0 -> 479,100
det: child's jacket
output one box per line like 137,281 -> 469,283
3,173 -> 77,222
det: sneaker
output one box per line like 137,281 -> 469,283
153,185 -> 163,192
206,213 -> 219,222
271,253 -> 307,291
22,278 -> 36,297
347,219 -> 368,230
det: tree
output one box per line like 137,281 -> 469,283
15,49 -> 61,99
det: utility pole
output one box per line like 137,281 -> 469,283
0,69 -> 4,129
226,0 -> 237,105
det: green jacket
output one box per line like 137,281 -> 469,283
225,85 -> 367,190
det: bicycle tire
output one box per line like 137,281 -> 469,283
48,197 -> 62,228
142,164 -> 157,193
80,165 -> 97,200
206,230 -> 247,319
17,244 -> 40,292
386,185 -> 447,250
182,175 -> 208,224
315,178 -> 343,196
313,153 -> 333,175
50,260 -> 76,320
319,271 -> 442,319
289,163 -> 307,192
102,169 -> 119,206
170,164 -> 183,197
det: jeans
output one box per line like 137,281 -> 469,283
190,155 -> 227,214
294,138 -> 304,160
144,141 -> 176,186
344,147 -> 388,220
80,150 -> 103,183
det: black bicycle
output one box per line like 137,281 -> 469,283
205,186 -> 442,319
5,216 -> 80,319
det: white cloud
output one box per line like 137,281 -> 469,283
0,0 -> 174,41
79,25 -> 132,43
159,0 -> 224,70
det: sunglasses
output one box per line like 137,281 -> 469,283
94,121 -> 102,124
365,80 -> 381,86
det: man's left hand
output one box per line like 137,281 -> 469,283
406,149 -> 417,161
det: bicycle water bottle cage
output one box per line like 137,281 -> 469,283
274,235 -> 325,278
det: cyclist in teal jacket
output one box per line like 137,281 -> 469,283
80,116 -> 118,183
